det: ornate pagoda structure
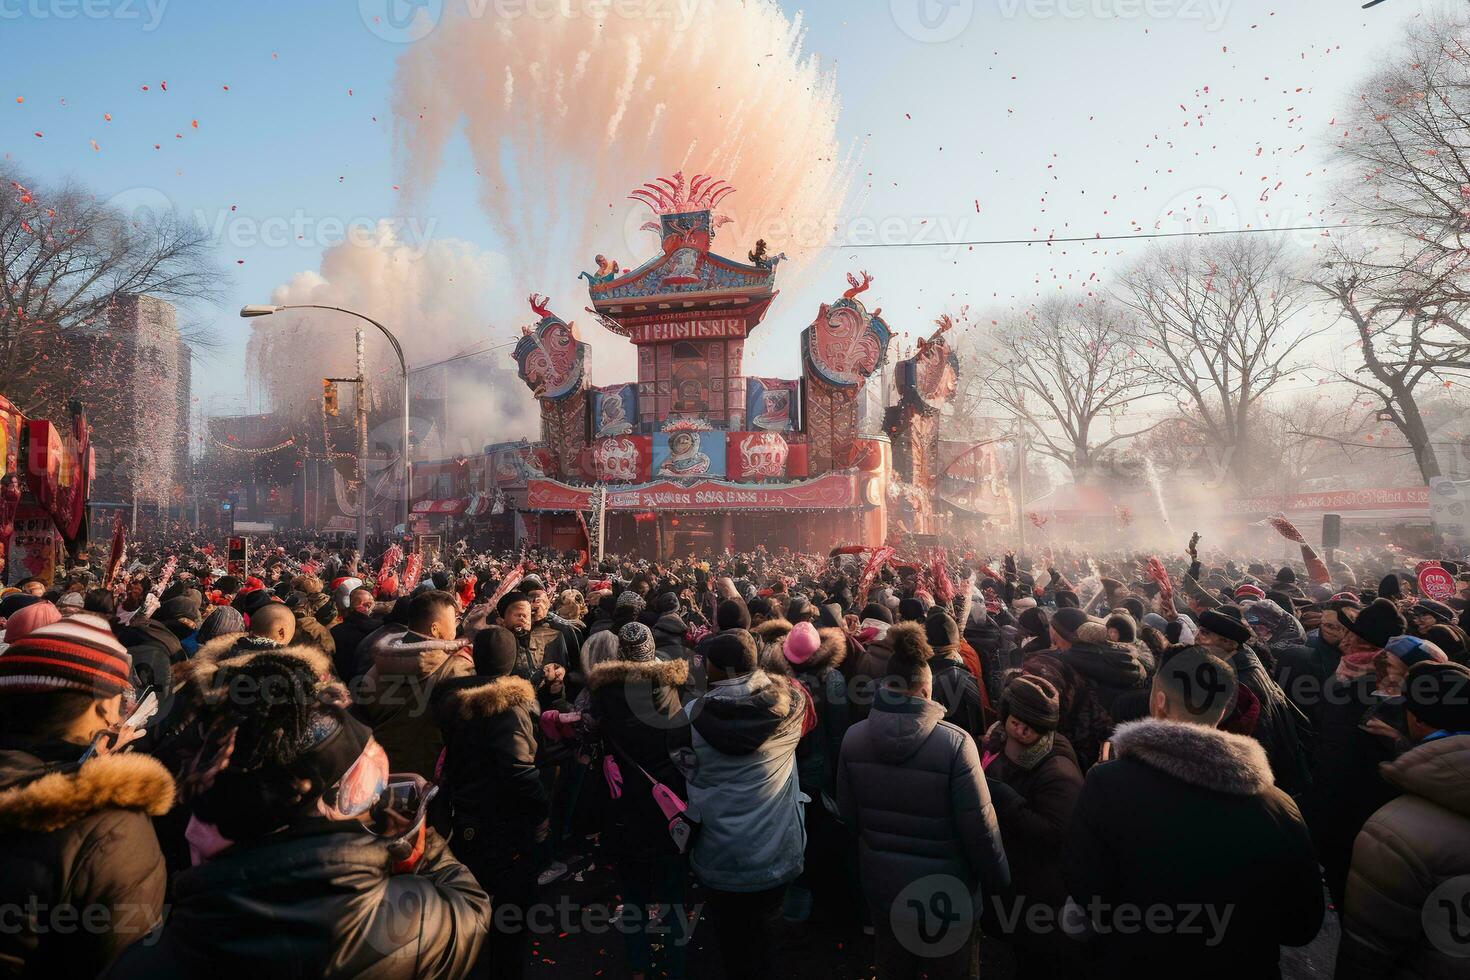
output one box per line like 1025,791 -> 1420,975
505,171 -> 954,557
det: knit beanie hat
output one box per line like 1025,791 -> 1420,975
0,614 -> 133,697
197,605 -> 247,644
619,622 -> 657,662
616,589 -> 647,613
473,625 -> 520,677
1383,635 -> 1448,669
1001,674 -> 1060,733
716,598 -> 751,631
3,601 -> 62,645
1051,607 -> 1092,644
705,629 -> 757,674
654,591 -> 680,615
925,611 -> 961,652
783,621 -> 822,665
1234,583 -> 1267,602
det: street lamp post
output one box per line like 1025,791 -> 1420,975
240,304 -> 413,543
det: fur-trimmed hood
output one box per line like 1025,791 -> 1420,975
1110,717 -> 1273,796
588,657 -> 689,691
693,669 -> 803,756
0,750 -> 175,833
752,618 -> 792,648
180,634 -> 334,691
800,627 -> 848,673
435,675 -> 537,722
373,631 -> 471,679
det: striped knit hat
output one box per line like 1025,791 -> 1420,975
0,614 -> 133,697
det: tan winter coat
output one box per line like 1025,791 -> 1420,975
1337,733 -> 1470,980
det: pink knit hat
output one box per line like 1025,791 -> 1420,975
784,621 -> 822,665
3,601 -> 62,645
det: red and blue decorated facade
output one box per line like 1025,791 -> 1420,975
485,172 -> 960,556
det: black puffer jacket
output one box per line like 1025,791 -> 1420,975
104,821 -> 490,980
587,658 -> 689,858
433,674 -> 548,866
930,650 -> 985,742
963,612 -> 1017,702
0,738 -> 173,979
1045,641 -> 1151,717
330,610 -> 382,682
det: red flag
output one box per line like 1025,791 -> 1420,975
1145,556 -> 1175,610
104,514 -> 126,587
402,551 -> 423,593
856,546 -> 895,607
1265,513 -> 1307,544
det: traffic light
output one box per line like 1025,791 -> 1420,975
323,379 -> 339,417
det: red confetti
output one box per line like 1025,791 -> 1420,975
32,131 -> 42,138
14,96 -> 22,104
104,113 -> 112,121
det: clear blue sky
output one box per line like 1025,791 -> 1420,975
3,0 -> 1439,419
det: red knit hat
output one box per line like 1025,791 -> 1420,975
0,614 -> 133,697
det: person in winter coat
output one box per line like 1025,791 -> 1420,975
347,597 -> 412,684
1015,605 -> 1052,658
838,633 -> 1010,980
1063,646 -> 1324,980
670,629 -> 811,980
1196,607 -> 1312,795
964,599 -> 1017,702
779,620 -> 853,924
1336,660 -> 1470,979
1038,608 -> 1151,717
0,616 -> 174,979
981,673 -> 1083,978
433,626 -> 549,980
924,612 -> 987,740
587,622 -> 693,979
849,602 -> 896,722
353,590 -> 474,778
1019,652 -> 1113,773
107,646 -> 490,980
650,592 -> 690,663
330,586 -> 382,681
1302,597 -> 1412,909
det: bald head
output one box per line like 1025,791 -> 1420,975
248,602 -> 296,645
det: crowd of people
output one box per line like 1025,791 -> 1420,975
0,530 -> 1468,979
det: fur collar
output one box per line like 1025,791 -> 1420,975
440,675 -> 537,720
182,635 -> 333,691
807,627 -> 848,671
374,632 -> 470,678
588,657 -> 689,691
752,619 -> 792,646
1110,717 -> 1273,796
0,753 -> 175,833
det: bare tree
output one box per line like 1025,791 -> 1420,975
1311,241 -> 1469,483
974,294 -> 1161,482
0,164 -> 220,417
1114,236 -> 1322,489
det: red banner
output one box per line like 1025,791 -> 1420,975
1227,487 -> 1430,515
591,435 -> 652,483
24,406 -> 90,550
1418,564 -> 1456,601
528,470 -> 861,512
